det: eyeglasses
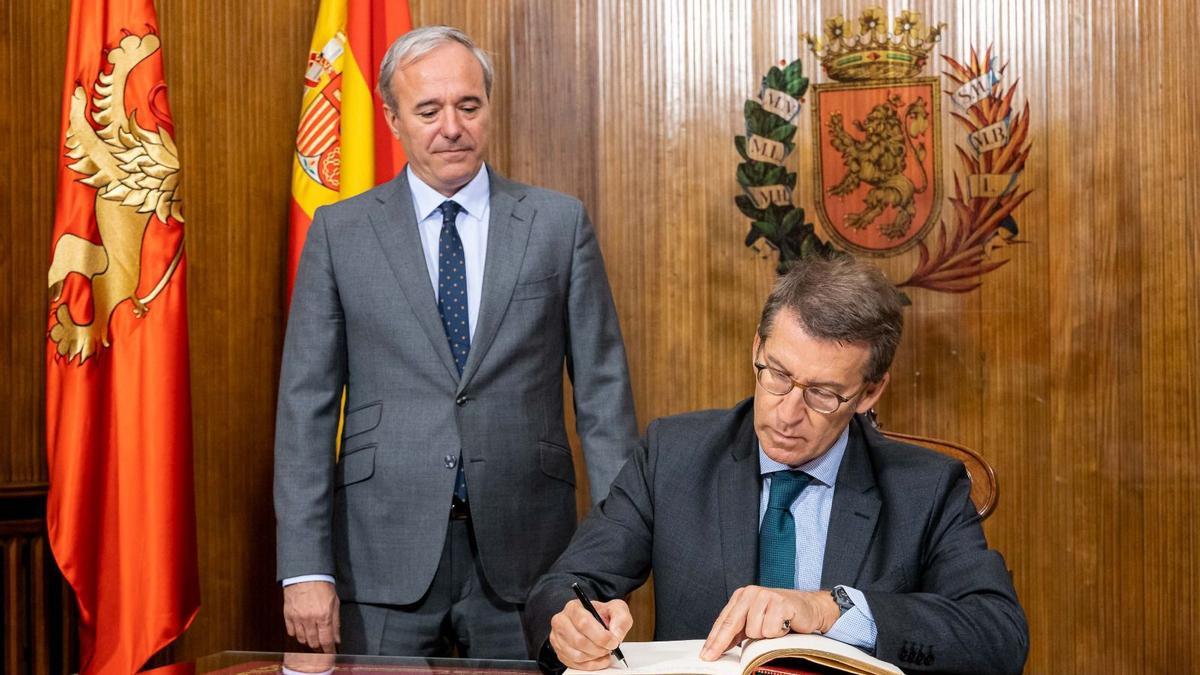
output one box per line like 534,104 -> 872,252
753,361 -> 865,415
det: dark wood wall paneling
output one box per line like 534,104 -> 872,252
2,1 -> 1198,672
0,0 -> 65,485
0,2 -> 75,668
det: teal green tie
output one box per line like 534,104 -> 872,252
758,470 -> 813,589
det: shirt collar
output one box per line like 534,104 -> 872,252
406,164 -> 490,223
757,423 -> 850,487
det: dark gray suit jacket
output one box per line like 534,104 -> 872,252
274,166 -> 637,606
524,399 -> 1028,674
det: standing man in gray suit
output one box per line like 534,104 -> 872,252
526,255 -> 1028,675
274,25 -> 637,658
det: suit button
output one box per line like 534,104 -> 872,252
444,455 -> 458,469
455,395 -> 468,406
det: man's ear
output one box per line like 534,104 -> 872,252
751,330 -> 762,364
383,106 -> 402,141
854,372 -> 890,414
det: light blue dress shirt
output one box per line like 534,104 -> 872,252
283,166 -> 491,589
758,425 -> 879,652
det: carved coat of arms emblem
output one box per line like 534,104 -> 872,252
809,8 -> 943,258
736,7 -> 1032,296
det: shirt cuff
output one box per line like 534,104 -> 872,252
822,585 -> 877,653
282,574 -> 336,587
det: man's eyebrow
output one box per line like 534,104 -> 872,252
412,94 -> 484,109
764,353 -> 848,391
763,353 -> 791,374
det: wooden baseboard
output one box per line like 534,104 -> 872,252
0,483 -> 77,675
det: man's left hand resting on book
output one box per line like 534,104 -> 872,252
700,586 -> 840,661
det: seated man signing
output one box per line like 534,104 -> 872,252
523,255 -> 1028,675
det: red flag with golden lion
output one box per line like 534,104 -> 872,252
45,0 -> 198,672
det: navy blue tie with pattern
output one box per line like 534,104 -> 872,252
437,200 -> 470,501
758,470 -> 813,588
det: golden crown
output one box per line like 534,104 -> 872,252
805,8 -> 945,82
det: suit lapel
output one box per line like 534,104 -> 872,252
717,407 -> 762,598
820,416 -> 882,589
457,168 -> 533,392
367,171 -> 461,382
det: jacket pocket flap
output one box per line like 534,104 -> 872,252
342,401 -> 382,440
512,273 -> 557,301
538,441 -> 576,486
335,445 -> 376,488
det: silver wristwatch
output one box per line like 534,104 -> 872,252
831,585 -> 855,617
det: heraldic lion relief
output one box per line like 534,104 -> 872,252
47,32 -> 183,364
826,94 -> 930,240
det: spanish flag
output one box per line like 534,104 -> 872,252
46,0 -> 198,672
288,0 -> 412,301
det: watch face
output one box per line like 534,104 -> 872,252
833,586 -> 854,613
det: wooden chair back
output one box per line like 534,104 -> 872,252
879,430 -> 999,520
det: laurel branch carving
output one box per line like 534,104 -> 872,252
897,46 -> 1031,292
735,59 -> 841,275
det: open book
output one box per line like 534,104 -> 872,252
566,635 -> 902,675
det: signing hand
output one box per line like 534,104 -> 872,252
548,598 -> 634,670
283,580 -> 341,653
700,586 -> 837,660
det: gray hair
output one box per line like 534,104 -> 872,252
757,255 -> 904,383
377,25 -> 494,111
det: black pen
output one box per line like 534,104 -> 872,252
571,582 -> 629,667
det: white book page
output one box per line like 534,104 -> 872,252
565,639 -> 742,675
740,634 -> 902,675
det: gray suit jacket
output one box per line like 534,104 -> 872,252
524,399 -> 1028,675
274,166 -> 637,606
